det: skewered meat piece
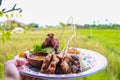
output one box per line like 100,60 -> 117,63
71,54 -> 79,61
71,65 -> 81,73
47,55 -> 59,74
56,53 -> 63,59
71,55 -> 81,73
42,38 -> 50,48
40,53 -> 81,74
41,33 -> 54,48
41,37 -> 52,48
54,53 -> 64,74
60,54 -> 72,73
40,53 -> 53,73
41,33 -> 60,54
60,61 -> 70,73
47,33 -> 54,39
51,38 -> 60,54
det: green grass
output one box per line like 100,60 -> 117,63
0,27 -> 120,80
76,29 -> 120,80
78,29 -> 120,54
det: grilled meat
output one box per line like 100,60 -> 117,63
40,53 -> 53,73
47,55 -> 59,74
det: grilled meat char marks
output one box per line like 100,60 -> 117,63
39,33 -> 81,74
41,33 -> 59,54
60,54 -> 71,73
71,55 -> 81,73
40,53 -> 81,74
47,55 -> 59,74
40,53 -> 53,73
60,54 -> 81,73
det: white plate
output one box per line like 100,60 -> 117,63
15,48 -> 107,80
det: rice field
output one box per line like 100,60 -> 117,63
0,27 -> 120,80
77,29 -> 120,80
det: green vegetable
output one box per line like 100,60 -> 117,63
33,44 -> 57,53
33,44 -> 47,52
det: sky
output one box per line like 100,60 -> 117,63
0,0 -> 120,26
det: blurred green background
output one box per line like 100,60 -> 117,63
0,24 -> 120,80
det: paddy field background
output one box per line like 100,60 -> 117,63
0,27 -> 120,80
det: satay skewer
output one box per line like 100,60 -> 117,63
62,34 -> 75,58
74,25 -> 77,54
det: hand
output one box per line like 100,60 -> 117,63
4,59 -> 46,80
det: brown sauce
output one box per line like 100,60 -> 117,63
30,55 -> 45,60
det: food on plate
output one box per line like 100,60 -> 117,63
68,47 -> 80,54
60,54 -> 71,73
41,53 -> 53,73
27,52 -> 48,69
47,54 -> 60,74
33,45 -> 48,53
80,60 -> 90,71
71,55 -> 81,73
19,52 -> 26,58
30,52 -> 48,60
18,33 -> 90,74
41,33 -> 60,54
40,53 -> 81,74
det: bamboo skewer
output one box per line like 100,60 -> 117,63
52,16 -> 77,57
74,24 -> 76,54
62,34 -> 75,57
62,17 -> 77,57
53,16 -> 74,53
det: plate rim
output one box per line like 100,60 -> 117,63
16,48 -> 108,79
